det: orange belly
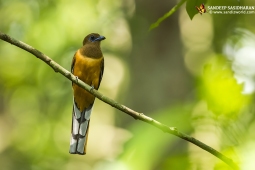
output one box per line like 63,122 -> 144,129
72,50 -> 103,111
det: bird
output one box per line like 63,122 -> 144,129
69,33 -> 105,155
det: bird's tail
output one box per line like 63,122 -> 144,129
69,101 -> 92,155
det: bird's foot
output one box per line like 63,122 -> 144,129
90,85 -> 94,92
75,76 -> 79,82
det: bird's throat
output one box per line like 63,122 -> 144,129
80,44 -> 103,59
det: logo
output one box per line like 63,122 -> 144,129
196,3 -> 206,15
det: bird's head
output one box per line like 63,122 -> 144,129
83,33 -> 106,46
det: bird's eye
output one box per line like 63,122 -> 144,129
90,36 -> 95,41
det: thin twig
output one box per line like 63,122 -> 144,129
0,32 -> 239,170
149,0 -> 186,30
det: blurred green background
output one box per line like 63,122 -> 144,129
0,0 -> 255,169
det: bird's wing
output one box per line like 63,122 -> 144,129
71,52 -> 77,74
97,58 -> 104,88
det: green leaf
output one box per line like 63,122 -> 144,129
199,56 -> 251,116
186,0 -> 207,20
149,0 -> 186,30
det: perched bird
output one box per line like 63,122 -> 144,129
70,33 -> 105,155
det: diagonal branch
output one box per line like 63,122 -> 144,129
149,0 -> 186,30
0,32 -> 239,170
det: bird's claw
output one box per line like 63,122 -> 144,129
75,76 -> 79,82
90,85 -> 94,92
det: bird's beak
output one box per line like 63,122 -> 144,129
94,36 -> 106,41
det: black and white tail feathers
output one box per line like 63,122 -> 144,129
69,99 -> 92,155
